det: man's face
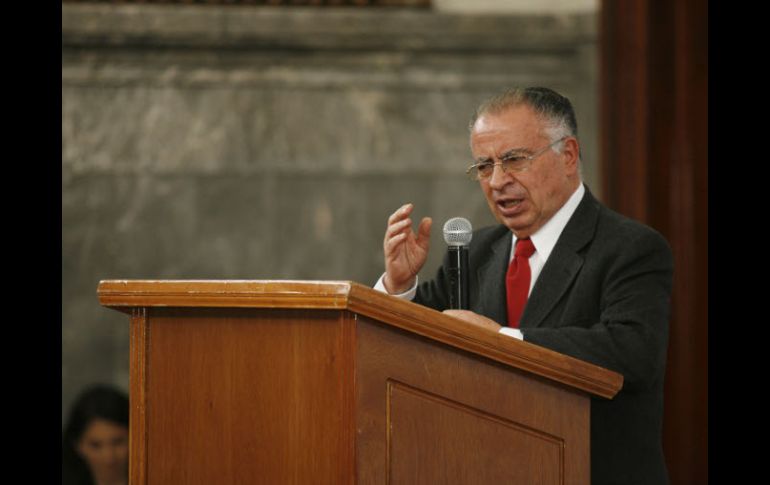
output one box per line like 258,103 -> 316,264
470,104 -> 579,238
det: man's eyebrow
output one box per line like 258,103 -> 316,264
499,147 -> 529,159
475,147 -> 527,163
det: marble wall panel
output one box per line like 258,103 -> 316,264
62,3 -> 598,422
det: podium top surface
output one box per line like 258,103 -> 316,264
98,279 -> 622,399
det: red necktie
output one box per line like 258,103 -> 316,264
506,238 -> 536,328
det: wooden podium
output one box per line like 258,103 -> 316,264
98,280 -> 622,485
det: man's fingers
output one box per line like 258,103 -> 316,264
442,309 -> 502,331
417,217 -> 432,240
387,203 -> 413,225
384,232 -> 407,254
384,218 -> 413,242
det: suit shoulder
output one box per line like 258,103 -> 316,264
596,204 -> 672,255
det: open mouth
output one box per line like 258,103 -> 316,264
498,199 -> 523,209
497,198 -> 525,210
494,197 -> 527,217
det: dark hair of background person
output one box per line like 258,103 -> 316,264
62,385 -> 129,485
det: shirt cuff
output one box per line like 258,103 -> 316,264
498,327 -> 524,340
373,273 -> 418,301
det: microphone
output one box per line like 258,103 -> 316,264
443,217 -> 473,310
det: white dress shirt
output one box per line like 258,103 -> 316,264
375,184 -> 586,341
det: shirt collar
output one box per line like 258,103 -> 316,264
511,183 -> 585,261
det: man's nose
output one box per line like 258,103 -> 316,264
487,163 -> 512,190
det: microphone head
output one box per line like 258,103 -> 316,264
443,217 -> 473,247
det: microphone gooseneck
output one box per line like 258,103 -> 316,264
443,218 -> 472,310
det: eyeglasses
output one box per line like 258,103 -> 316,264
465,137 -> 567,181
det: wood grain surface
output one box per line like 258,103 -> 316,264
99,280 -> 622,399
143,307 -> 355,484
99,280 -> 618,484
355,317 -> 588,485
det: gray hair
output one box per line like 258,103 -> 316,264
469,87 -> 579,154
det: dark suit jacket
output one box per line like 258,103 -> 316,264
414,186 -> 673,485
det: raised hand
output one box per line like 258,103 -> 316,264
382,203 -> 432,294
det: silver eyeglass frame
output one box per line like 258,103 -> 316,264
465,136 -> 568,181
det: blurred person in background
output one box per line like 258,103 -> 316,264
62,385 -> 129,485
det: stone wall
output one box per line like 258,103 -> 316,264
62,3 -> 598,421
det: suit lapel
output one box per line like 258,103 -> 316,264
520,187 -> 600,329
475,230 -> 511,326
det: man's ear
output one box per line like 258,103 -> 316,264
562,137 -> 580,175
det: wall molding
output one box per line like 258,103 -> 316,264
63,4 -> 596,51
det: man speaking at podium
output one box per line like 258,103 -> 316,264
374,87 -> 673,485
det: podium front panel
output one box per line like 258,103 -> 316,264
135,307 -> 355,484
355,316 -> 589,485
